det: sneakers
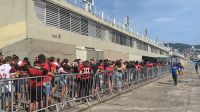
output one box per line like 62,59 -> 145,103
13,103 -> 23,111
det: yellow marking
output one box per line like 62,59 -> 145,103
0,21 -> 26,48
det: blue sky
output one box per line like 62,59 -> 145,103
94,0 -> 200,45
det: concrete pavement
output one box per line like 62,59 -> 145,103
84,67 -> 200,112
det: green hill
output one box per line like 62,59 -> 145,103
195,45 -> 200,49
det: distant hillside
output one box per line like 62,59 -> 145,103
164,43 -> 200,52
195,45 -> 200,49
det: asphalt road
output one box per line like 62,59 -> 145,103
84,67 -> 200,112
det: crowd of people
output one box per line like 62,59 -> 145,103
0,53 -> 168,112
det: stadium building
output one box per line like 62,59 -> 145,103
0,0 -> 171,62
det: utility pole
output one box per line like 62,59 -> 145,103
144,28 -> 148,37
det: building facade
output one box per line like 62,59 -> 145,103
0,0 -> 170,62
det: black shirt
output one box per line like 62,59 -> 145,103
90,64 -> 98,74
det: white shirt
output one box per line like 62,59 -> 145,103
0,64 -> 12,79
54,62 -> 60,68
58,67 -> 66,74
0,64 -> 13,93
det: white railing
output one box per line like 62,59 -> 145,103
65,0 -> 170,51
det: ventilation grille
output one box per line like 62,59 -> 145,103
71,13 -> 81,33
81,17 -> 88,36
46,2 -> 59,27
34,0 -> 45,23
60,8 -> 70,31
34,1 -> 105,40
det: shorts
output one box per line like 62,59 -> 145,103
43,82 -> 52,97
107,75 -> 113,82
59,75 -> 68,86
30,86 -> 43,102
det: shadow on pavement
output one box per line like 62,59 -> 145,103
157,81 -> 174,85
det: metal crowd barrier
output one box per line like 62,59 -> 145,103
0,66 -> 170,112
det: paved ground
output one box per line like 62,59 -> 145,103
83,67 -> 200,112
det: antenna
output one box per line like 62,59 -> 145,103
124,16 -> 130,27
156,36 -> 158,42
144,28 -> 148,37
82,0 -> 94,12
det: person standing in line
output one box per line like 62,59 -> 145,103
0,56 -> 16,112
105,61 -> 115,92
171,63 -> 178,86
96,60 -> 104,92
28,54 -> 51,112
79,61 -> 93,100
195,63 -> 198,74
114,60 -> 123,92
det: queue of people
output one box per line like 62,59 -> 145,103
0,53 -> 168,112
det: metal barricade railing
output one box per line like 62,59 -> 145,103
0,66 -> 170,112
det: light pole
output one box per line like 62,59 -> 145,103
169,50 -> 173,66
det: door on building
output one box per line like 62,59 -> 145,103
87,48 -> 104,60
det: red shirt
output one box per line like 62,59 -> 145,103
105,67 -> 114,76
29,62 -> 51,87
28,67 -> 44,87
42,62 -> 51,83
80,66 -> 92,80
135,64 -> 142,71
98,65 -> 104,75
146,63 -> 153,68
50,62 -> 57,73
79,63 -> 84,69
20,61 -> 26,67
